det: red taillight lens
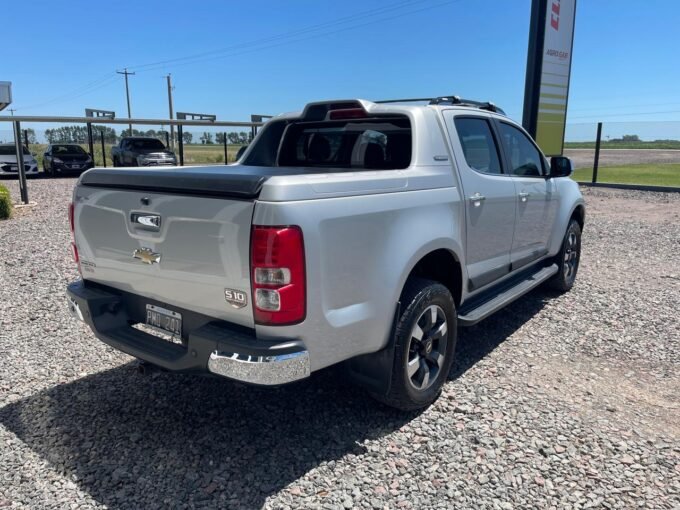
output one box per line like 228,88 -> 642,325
68,202 -> 75,236
251,226 -> 305,325
329,108 -> 367,120
69,202 -> 81,273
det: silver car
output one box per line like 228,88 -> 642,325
0,143 -> 38,177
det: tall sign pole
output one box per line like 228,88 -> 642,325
522,0 -> 577,156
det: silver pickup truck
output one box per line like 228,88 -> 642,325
66,96 -> 584,410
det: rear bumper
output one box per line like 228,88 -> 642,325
66,280 -> 310,385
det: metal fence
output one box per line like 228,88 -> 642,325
564,121 -> 680,188
0,115 -> 264,204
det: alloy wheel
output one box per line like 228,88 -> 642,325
406,305 -> 448,391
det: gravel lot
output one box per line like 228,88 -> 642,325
1,178 -> 679,509
565,148 -> 680,169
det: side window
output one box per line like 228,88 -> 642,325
454,118 -> 502,175
498,123 -> 544,177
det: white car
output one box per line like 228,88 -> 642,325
0,143 -> 39,177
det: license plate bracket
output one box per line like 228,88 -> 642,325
145,304 -> 182,337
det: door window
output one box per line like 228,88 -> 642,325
454,118 -> 502,174
498,123 -> 544,177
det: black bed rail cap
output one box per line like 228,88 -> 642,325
80,168 -> 268,199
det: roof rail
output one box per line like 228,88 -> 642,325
374,96 -> 505,115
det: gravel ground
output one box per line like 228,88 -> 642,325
1,178 -> 679,509
564,148 -> 680,169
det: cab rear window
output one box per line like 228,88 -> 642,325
277,118 -> 411,170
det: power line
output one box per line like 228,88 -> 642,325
11,0 -> 459,111
127,0 -> 430,72
130,0 -> 460,74
13,73 -> 118,111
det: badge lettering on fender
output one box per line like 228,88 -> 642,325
224,289 -> 248,309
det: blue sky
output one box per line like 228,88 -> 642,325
3,0 -> 680,138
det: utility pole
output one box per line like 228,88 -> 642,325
166,74 -> 175,150
117,68 -> 135,134
8,108 -> 15,116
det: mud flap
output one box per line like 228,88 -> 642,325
344,302 -> 400,396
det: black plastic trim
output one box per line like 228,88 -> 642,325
80,168 -> 269,199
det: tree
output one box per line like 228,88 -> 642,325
25,128 -> 38,145
215,132 -> 227,144
200,132 -> 214,145
182,131 -> 193,144
93,125 -> 117,144
227,132 -> 240,144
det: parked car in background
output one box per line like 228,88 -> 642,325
43,144 -> 94,176
111,137 -> 177,167
0,143 -> 39,177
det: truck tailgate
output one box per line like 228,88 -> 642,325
74,168 -> 263,328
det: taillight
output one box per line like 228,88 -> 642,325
251,226 -> 305,325
69,202 -> 81,273
329,108 -> 367,120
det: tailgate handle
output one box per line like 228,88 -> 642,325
131,212 -> 162,231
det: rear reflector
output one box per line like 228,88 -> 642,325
68,202 -> 81,274
251,226 -> 305,325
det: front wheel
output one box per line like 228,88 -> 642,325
372,278 -> 457,411
548,219 -> 582,292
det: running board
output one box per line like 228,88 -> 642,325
458,264 -> 558,327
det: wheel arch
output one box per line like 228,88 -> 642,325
402,248 -> 463,308
571,203 -> 585,231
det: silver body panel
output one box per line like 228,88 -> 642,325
73,101 -> 584,374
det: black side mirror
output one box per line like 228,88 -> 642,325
549,156 -> 573,178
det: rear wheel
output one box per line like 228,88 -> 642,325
548,219 -> 581,292
372,278 -> 457,411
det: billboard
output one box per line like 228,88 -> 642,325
522,0 -> 577,156
0,82 -> 11,111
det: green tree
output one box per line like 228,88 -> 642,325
200,132 -> 214,144
182,131 -> 193,144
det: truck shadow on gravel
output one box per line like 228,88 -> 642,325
0,290 -> 553,509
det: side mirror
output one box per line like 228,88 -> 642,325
549,156 -> 573,178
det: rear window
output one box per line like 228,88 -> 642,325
277,118 -> 411,170
128,139 -> 165,150
52,145 -> 87,155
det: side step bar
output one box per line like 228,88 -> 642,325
458,264 -> 558,327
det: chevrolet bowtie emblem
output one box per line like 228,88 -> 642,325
133,247 -> 161,265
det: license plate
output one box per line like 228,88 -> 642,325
145,304 -> 182,336
71,164 -> 80,169
9,166 -> 17,171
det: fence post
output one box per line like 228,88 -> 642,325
23,129 -> 29,150
86,122 -> 94,161
100,130 -> 107,167
13,121 -> 28,204
592,122 -> 602,184
178,124 -> 184,166
223,132 -> 228,164
164,131 -> 170,148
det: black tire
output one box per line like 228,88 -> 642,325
112,157 -> 119,167
548,218 -> 582,292
372,278 -> 457,411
